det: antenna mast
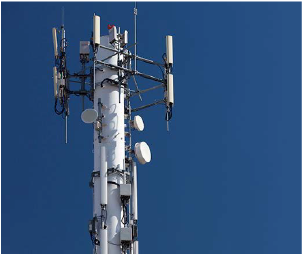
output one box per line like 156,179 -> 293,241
52,5 -> 174,254
134,2 -> 137,72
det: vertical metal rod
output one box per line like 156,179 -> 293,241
118,27 -> 121,103
132,161 -> 138,221
62,7 -> 64,27
97,98 -> 102,143
133,241 -> 139,254
61,7 -> 66,53
134,2 -> 137,73
93,53 -> 96,90
82,95 -> 84,111
65,115 -> 68,144
129,100 -> 132,149
81,62 -> 85,111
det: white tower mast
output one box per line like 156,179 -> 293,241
52,7 -> 174,254
93,32 -> 125,254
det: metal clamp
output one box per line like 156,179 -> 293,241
88,216 -> 100,245
89,171 -> 100,188
100,204 -> 107,229
132,223 -> 138,240
107,166 -> 123,176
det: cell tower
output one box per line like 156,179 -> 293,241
52,6 -> 174,254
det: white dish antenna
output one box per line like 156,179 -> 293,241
135,142 -> 151,164
81,108 -> 98,123
133,115 -> 144,131
52,28 -> 58,58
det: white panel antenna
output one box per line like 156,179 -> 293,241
109,25 -> 118,44
53,67 -> 58,98
166,35 -> 173,65
93,14 -> 100,46
52,28 -> 58,58
121,30 -> 128,46
167,73 -> 174,105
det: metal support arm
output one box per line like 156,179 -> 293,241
131,99 -> 165,112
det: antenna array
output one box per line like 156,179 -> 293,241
52,6 -> 174,254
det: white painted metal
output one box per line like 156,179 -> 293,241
93,15 -> 101,45
109,26 -> 118,44
100,146 -> 108,205
123,30 -> 128,45
166,35 -> 173,65
93,146 -> 107,209
107,181 -> 123,252
94,35 -> 125,254
93,147 -> 108,254
167,73 -> 174,105
133,241 -> 139,254
120,184 -> 131,197
120,227 -> 132,242
100,229 -> 108,254
52,28 -> 58,57
52,11 -> 173,254
53,67 -> 57,98
131,162 -> 138,221
134,142 -> 151,165
81,109 -> 98,123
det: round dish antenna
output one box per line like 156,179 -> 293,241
134,142 -> 151,164
133,115 -> 144,131
81,109 -> 98,123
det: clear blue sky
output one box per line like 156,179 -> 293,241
2,2 -> 301,254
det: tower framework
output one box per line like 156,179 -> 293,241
52,9 -> 174,254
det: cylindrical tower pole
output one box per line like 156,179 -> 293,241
94,35 -> 125,254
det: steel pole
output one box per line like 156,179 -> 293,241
94,35 -> 125,254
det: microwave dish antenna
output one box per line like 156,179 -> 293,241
81,109 -> 98,123
134,142 -> 152,165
